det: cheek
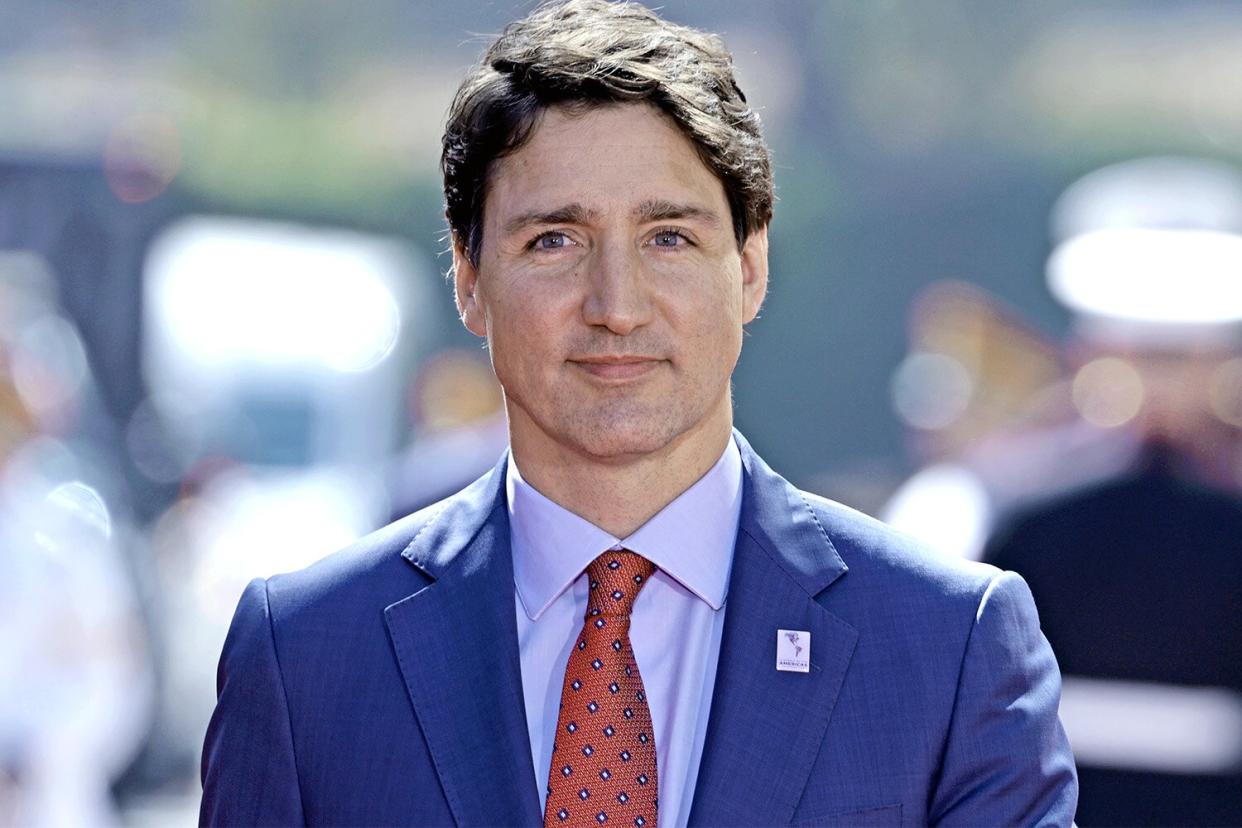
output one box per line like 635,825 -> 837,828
675,312 -> 742,376
697,290 -> 746,366
483,296 -> 560,373
671,276 -> 744,336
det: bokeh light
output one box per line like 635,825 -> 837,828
10,314 -> 89,424
891,351 -> 975,431
144,217 -> 406,374
103,112 -> 183,204
1208,356 -> 1242,427
44,480 -> 112,541
1071,356 -> 1146,428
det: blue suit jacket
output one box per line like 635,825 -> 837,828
201,433 -> 1077,826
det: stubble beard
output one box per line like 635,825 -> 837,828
507,372 -> 728,465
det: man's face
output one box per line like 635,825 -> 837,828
454,102 -> 768,463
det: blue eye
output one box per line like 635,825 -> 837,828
532,231 -> 569,250
652,230 -> 685,247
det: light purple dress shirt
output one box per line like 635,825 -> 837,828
508,437 -> 743,826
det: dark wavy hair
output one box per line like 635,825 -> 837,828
441,0 -> 774,266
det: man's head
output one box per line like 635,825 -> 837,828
441,0 -> 772,468
442,0 -> 773,267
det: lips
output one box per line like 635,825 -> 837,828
570,356 -> 664,381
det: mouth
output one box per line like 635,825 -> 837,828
569,355 -> 665,381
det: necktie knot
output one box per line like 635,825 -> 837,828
585,550 -> 655,619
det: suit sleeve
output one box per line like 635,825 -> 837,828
929,571 -> 1078,827
200,578 -> 306,826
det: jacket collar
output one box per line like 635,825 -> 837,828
732,429 -> 848,595
386,449 -> 544,826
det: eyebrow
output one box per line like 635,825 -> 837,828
501,199 -> 723,236
502,203 -> 598,235
634,199 -> 722,227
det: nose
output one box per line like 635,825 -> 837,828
581,242 -> 652,335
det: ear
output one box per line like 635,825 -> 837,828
452,237 -> 488,337
739,225 -> 770,324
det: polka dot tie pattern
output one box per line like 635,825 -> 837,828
544,550 -> 658,827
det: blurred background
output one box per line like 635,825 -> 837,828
2,0 -> 1241,825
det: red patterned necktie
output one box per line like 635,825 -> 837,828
544,550 -> 658,827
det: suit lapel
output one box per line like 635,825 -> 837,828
689,434 -> 859,825
384,456 -> 542,826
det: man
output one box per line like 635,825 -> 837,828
200,1 -> 1077,824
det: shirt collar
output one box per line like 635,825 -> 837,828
508,436 -> 743,621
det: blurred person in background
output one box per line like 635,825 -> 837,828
985,157 -> 1242,826
0,251 -> 153,826
887,157 -> 1242,825
201,1 -> 1075,825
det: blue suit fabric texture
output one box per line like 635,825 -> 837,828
200,432 -> 1077,826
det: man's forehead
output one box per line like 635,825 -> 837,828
486,104 -> 729,226
504,104 -> 696,166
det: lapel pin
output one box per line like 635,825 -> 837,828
776,629 -> 811,673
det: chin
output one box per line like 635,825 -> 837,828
508,384 -> 726,464
573,431 -> 674,462
558,410 -> 690,462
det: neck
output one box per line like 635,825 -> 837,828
509,408 -> 734,538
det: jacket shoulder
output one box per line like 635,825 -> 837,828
800,489 -> 1001,604
263,502 -> 437,610
261,467 -> 497,622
